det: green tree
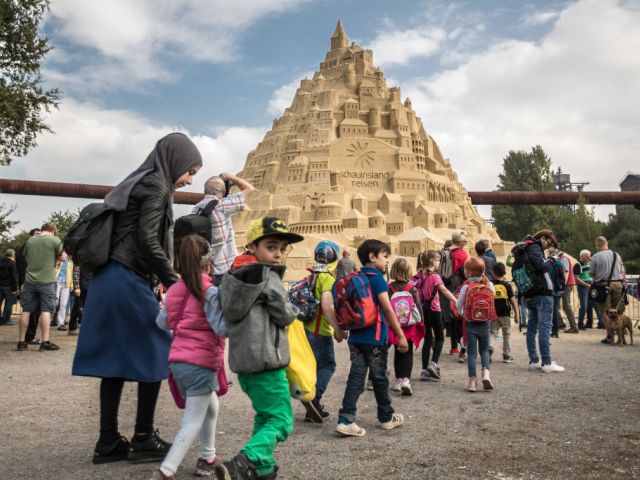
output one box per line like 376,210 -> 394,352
0,0 -> 60,163
47,208 -> 78,241
0,202 -> 19,245
491,145 -> 558,241
551,196 -> 603,258
604,207 -> 640,274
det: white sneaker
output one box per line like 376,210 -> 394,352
420,369 -> 430,381
380,413 -> 404,430
528,360 -> 542,370
391,378 -> 402,392
336,422 -> 366,437
400,378 -> 413,396
541,361 -> 565,373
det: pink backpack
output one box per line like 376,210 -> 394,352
389,283 -> 421,327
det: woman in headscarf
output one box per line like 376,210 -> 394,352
72,133 -> 203,465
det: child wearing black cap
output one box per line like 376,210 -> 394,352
215,217 -> 303,480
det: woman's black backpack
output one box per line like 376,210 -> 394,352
63,203 -> 116,272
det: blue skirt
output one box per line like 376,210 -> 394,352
72,261 -> 171,382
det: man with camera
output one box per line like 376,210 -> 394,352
192,172 -> 255,286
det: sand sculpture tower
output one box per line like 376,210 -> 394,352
233,21 -> 504,272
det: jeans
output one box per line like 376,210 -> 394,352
519,296 -> 528,327
338,343 -> 393,425
577,284 -> 598,327
552,295 -> 562,335
526,295 -> 553,365
466,321 -> 491,378
0,286 -> 14,324
305,330 -> 336,401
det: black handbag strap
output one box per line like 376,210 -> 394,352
605,250 -> 617,286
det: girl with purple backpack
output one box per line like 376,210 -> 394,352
415,250 -> 457,381
388,258 -> 425,396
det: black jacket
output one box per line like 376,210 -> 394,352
0,258 -> 18,291
109,175 -> 179,287
513,237 -> 553,297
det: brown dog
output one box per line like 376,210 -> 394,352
607,309 -> 633,346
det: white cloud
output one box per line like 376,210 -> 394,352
399,0 -> 640,215
2,98 -> 267,232
523,10 -> 561,26
45,0 -> 312,91
367,27 -> 445,66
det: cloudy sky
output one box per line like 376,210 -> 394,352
2,0 -> 639,232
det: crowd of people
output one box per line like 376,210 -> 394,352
0,132 -> 636,480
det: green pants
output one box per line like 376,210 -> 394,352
238,368 -> 293,476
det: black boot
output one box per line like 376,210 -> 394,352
127,429 -> 171,462
214,452 -> 258,480
93,436 -> 130,464
312,398 -> 330,419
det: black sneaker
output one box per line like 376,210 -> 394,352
312,399 -> 330,419
39,341 -> 60,351
127,430 -> 171,462
302,400 -> 323,424
93,436 -> 130,464
214,452 -> 257,480
17,341 -> 28,351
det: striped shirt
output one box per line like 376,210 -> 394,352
192,192 -> 245,275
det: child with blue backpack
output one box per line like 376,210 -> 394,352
334,239 -> 407,437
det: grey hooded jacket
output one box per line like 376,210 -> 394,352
219,263 -> 299,374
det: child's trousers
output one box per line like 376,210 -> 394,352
465,321 -> 491,377
238,368 -> 293,476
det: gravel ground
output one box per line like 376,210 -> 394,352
1,322 -> 639,480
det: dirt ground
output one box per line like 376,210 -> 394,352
1,319 -> 639,480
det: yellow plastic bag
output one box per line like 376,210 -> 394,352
286,319 -> 317,402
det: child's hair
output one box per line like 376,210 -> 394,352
465,257 -> 489,285
493,262 -> 506,277
357,239 -> 390,265
390,258 -> 412,282
418,250 -> 440,271
176,234 -> 212,303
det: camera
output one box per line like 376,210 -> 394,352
221,177 -> 233,197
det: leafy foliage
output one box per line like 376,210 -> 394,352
47,209 -> 79,241
604,207 -> 640,273
0,202 -> 19,245
0,0 -> 60,163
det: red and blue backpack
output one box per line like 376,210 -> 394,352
462,280 -> 496,322
332,270 -> 380,340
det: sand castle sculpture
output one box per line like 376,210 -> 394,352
232,21 -> 506,274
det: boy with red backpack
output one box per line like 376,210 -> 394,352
334,239 -> 408,437
455,257 -> 496,392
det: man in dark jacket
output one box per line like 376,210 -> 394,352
0,249 -> 18,325
512,229 -> 565,373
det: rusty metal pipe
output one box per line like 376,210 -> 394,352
1,179 -> 639,205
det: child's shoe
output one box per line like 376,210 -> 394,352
457,353 -> 466,363
214,452 -> 257,480
391,378 -> 403,392
195,455 -> 223,476
150,469 -> 173,479
400,378 -> 413,396
449,347 -> 460,355
427,361 -> 441,380
302,400 -> 323,424
312,399 -> 330,419
467,377 -> 477,392
379,413 -> 404,430
419,369 -> 430,381
481,368 -> 493,390
502,353 -> 514,363
335,422 -> 366,437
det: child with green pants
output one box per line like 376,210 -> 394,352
217,217 -> 303,479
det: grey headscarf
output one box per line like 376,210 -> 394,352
105,133 -> 203,260
105,132 -> 203,211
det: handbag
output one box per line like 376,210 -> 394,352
589,251 -> 617,303
167,294 -> 228,410
285,319 -> 317,402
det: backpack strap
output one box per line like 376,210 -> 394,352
199,199 -> 219,217
606,251 -> 618,286
361,271 -> 382,341
313,306 -> 323,337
